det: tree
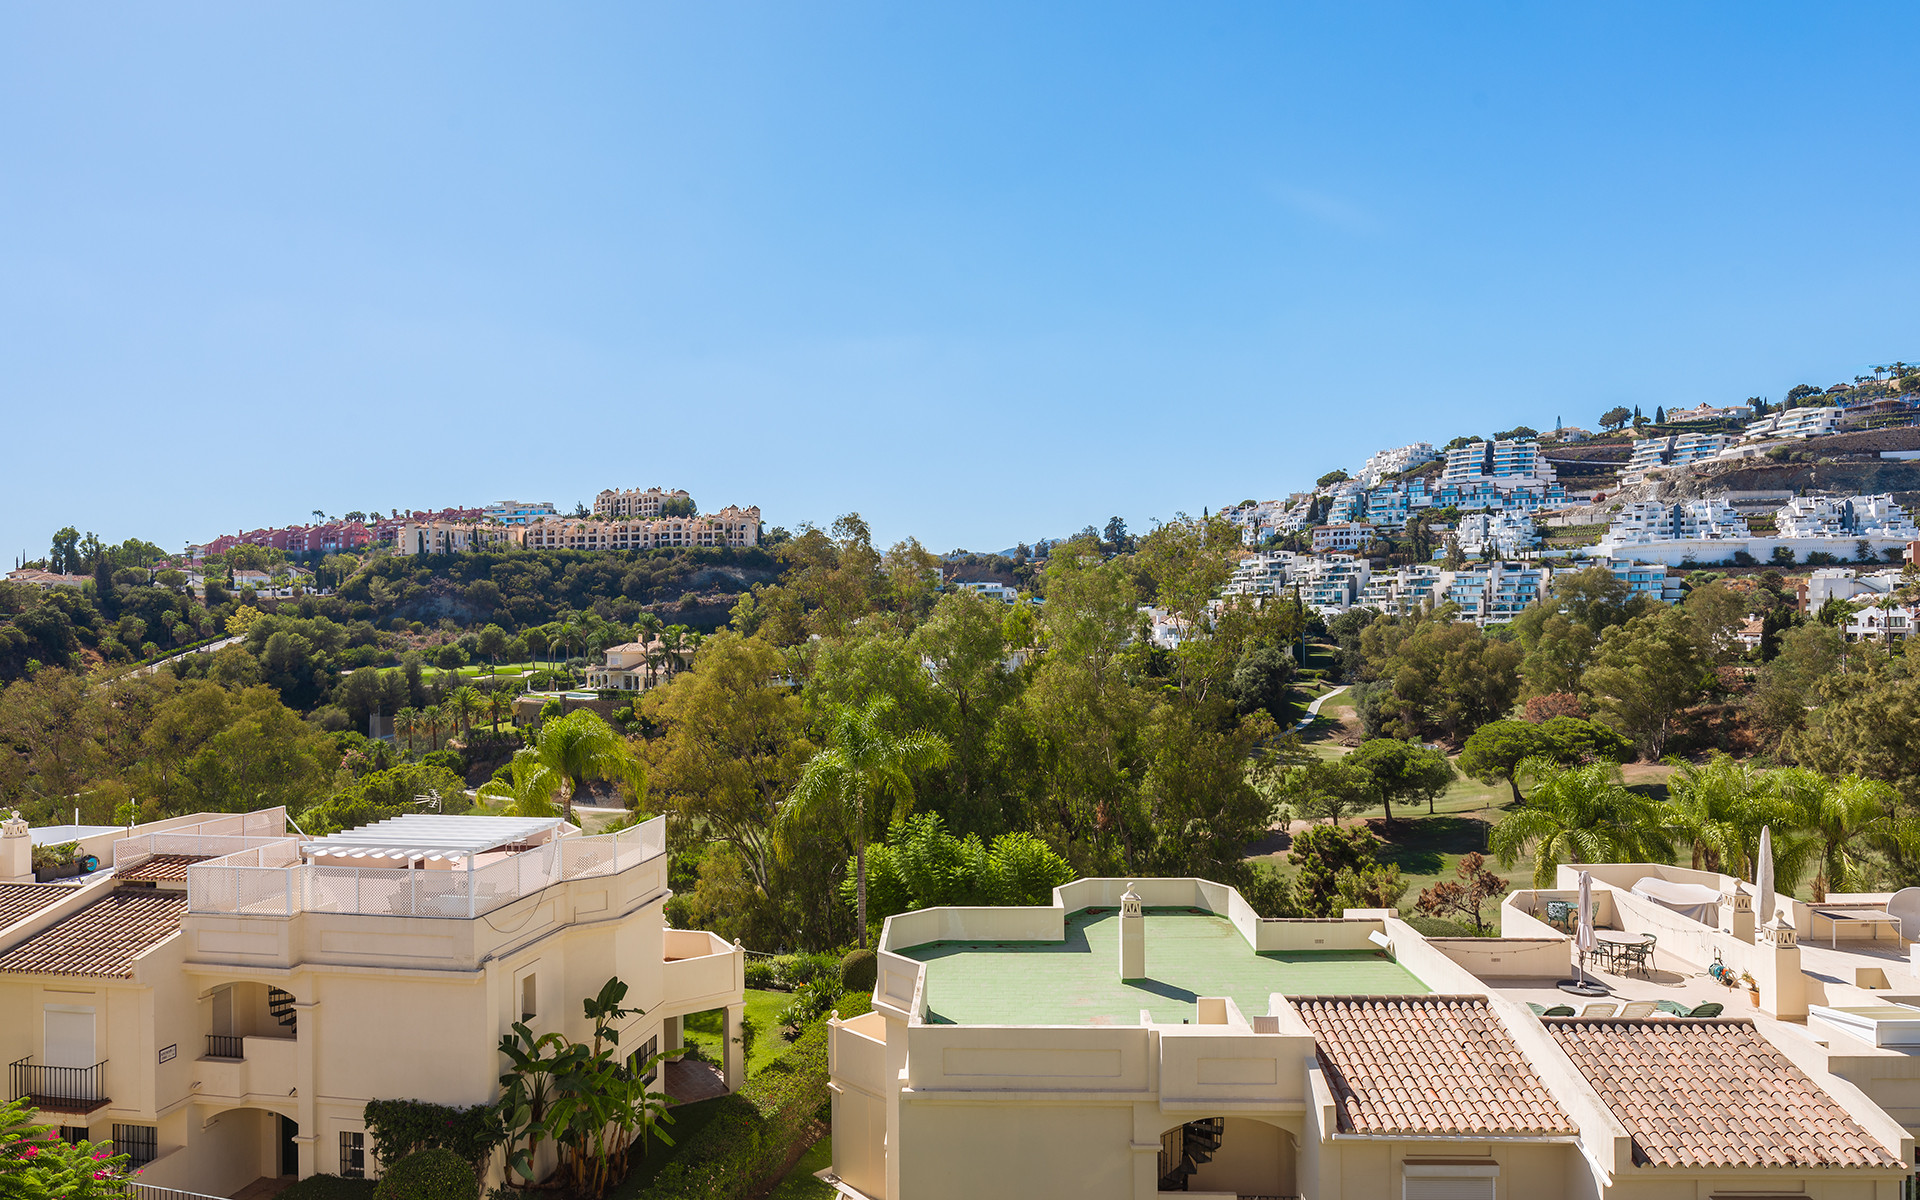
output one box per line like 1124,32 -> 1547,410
642,631 -> 813,922
785,697 -> 950,947
1583,607 -> 1712,759
1489,759 -> 1668,887
1772,768 -> 1912,898
1459,720 -> 1546,806
527,710 -> 644,822
1358,614 -> 1521,743
1280,757 -> 1376,825
1229,644 -> 1296,726
1599,406 -> 1632,432
1290,824 -> 1399,917
1415,852 -> 1509,933
1654,406 -> 1665,424
1744,622 -> 1844,752
1493,426 -> 1539,441
1349,738 -> 1456,823
477,750 -> 562,817
1664,755 -> 1806,884
1316,469 -> 1350,488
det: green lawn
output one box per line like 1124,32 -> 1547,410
611,1095 -> 730,1197
681,989 -> 797,1077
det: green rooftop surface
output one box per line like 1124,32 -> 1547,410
900,907 -> 1428,1026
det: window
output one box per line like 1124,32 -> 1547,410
113,1125 -> 157,1168
520,974 -> 537,1022
638,1035 -> 659,1086
339,1131 -> 365,1179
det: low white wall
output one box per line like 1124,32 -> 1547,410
881,904 -> 1064,951
1255,918 -> 1385,952
1426,937 -> 1569,978
1157,1027 -> 1314,1106
904,1023 -> 1152,1092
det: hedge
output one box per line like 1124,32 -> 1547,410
362,1099 -> 503,1179
371,1148 -> 478,1200
633,995 -> 856,1199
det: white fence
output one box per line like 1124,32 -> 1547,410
112,809 -> 289,874
187,816 -> 665,919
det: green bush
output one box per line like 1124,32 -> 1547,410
372,1148 -> 477,1200
772,951 -> 838,990
635,1011 -> 838,1200
361,1099 -> 502,1178
743,959 -> 778,990
838,949 -> 877,994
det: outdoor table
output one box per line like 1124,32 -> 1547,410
1593,932 -> 1643,971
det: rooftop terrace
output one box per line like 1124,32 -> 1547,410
902,907 -> 1426,1025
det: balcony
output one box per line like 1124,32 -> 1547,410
661,929 -> 743,1011
193,1035 -> 296,1101
10,1057 -> 109,1115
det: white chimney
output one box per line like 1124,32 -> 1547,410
1119,882 -> 1145,980
0,811 -> 31,884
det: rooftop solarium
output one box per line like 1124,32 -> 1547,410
879,878 -> 1428,1026
185,812 -> 665,919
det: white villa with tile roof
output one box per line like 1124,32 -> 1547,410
825,868 -> 1920,1200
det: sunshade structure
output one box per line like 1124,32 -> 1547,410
299,815 -> 566,865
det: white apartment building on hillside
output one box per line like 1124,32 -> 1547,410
1356,442 -> 1439,487
1224,551 -> 1303,596
1599,500 -> 1751,552
1775,494 -> 1919,540
1743,407 -> 1842,440
1442,438 -> 1556,484
1309,523 -> 1374,553
1621,432 -> 1736,483
1454,511 -> 1538,559
1801,567 -> 1908,609
593,486 -> 694,519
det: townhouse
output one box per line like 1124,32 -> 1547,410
0,808 -> 742,1196
826,867 -> 1920,1200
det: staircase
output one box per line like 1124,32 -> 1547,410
268,988 -> 296,1032
1156,1117 -> 1225,1191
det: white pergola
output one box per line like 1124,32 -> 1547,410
300,816 -> 567,916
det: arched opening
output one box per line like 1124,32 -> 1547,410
190,1105 -> 298,1197
1157,1116 -> 1297,1196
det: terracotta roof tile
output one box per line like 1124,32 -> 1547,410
115,854 -> 206,883
0,888 -> 186,978
1547,1018 -> 1902,1169
0,883 -> 74,928
1293,995 -> 1575,1137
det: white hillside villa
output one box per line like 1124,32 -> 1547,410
1776,494 -> 1919,541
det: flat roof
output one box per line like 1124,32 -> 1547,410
27,825 -> 122,846
901,908 -> 1427,1026
300,814 -> 564,860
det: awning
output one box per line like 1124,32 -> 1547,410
299,815 -> 564,862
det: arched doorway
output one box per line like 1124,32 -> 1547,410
1157,1116 -> 1297,1196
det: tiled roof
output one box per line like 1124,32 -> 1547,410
0,883 -> 73,928
1294,995 -> 1575,1136
1548,1018 -> 1902,1169
115,854 -> 206,883
0,888 -> 186,978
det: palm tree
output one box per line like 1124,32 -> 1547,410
422,704 -> 444,752
784,697 -> 951,947
1490,758 -> 1670,888
1773,768 -> 1912,898
477,750 -> 562,818
660,626 -> 687,680
528,710 -> 645,823
1664,754 -> 1777,876
395,707 -> 417,754
447,686 -> 482,742
1875,593 -> 1903,658
484,686 -> 510,733
633,613 -> 664,684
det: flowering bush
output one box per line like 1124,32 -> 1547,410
0,1097 -> 132,1198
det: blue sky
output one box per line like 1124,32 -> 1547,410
5,4 -> 1919,560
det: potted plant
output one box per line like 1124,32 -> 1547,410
1741,970 -> 1759,1008
32,841 -> 80,883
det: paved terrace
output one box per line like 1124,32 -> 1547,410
902,906 -> 1425,1025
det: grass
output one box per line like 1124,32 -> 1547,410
611,1095 -> 731,1196
681,989 -> 798,1077
765,1136 -> 836,1199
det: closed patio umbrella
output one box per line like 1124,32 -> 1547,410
1756,826 -> 1775,927
1576,869 -> 1596,980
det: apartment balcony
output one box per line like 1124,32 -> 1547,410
193,1034 -> 297,1101
661,929 -> 744,1012
10,1057 -> 109,1115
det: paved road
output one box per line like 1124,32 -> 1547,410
130,635 -> 242,677
1296,685 -> 1347,731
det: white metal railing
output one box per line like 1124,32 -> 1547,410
127,1184 -> 228,1200
187,816 -> 664,919
112,809 -> 288,872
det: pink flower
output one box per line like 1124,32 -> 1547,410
20,1146 -> 37,1159
93,1151 -> 110,1160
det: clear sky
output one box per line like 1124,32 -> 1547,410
5,4 -> 1919,560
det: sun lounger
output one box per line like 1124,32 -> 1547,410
1579,1003 -> 1617,1018
1617,1001 -> 1658,1019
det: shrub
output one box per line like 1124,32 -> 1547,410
838,949 -> 877,994
420,749 -> 464,777
772,951 -> 838,990
372,1148 -> 477,1200
776,981 -> 837,1033
743,959 -> 778,990
636,1012 -> 838,1199
1404,915 -> 1476,937
361,1099 -> 502,1179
